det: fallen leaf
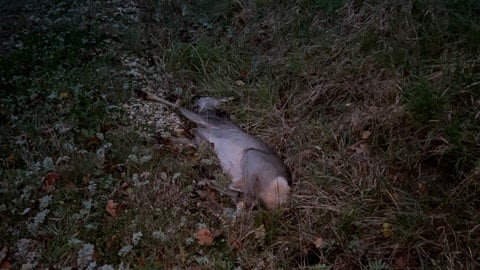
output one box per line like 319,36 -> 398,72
382,222 -> 393,238
299,149 -> 319,159
227,236 -> 240,253
86,137 -> 101,150
348,143 -> 370,156
194,228 -> 214,246
254,224 -> 266,241
173,127 -> 185,135
5,153 -> 15,166
235,80 -> 245,86
42,172 -> 59,192
417,181 -> 427,194
240,69 -> 247,78
101,124 -> 114,133
394,255 -> 418,269
255,259 -> 267,269
395,256 -> 406,269
58,92 -> 69,99
361,130 -> 372,140
313,236 -> 323,248
106,199 -> 118,217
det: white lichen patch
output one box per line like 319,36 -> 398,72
120,98 -> 183,139
118,54 -> 188,139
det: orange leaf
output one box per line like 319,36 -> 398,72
42,172 -> 59,192
194,228 -> 214,246
6,153 -> 15,166
106,199 -> 118,217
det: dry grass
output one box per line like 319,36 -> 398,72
138,0 -> 479,268
1,0 -> 479,269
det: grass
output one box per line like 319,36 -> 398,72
1,0 -> 480,269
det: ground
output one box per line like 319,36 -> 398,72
0,0 -> 479,269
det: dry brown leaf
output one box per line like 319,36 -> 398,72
313,236 -> 324,248
120,181 -> 130,190
235,80 -> 245,86
254,224 -> 266,241
136,257 -> 145,267
106,199 -> 118,217
361,130 -> 372,140
173,127 -> 185,136
395,256 -> 406,269
5,153 -> 15,166
86,137 -> 101,149
348,143 -> 370,156
42,172 -> 59,192
394,255 -> 418,269
227,236 -> 240,253
417,181 -> 427,194
194,228 -> 214,246
240,69 -> 248,78
101,124 -> 114,133
299,149 -> 319,159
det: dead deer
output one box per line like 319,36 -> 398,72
143,92 -> 291,210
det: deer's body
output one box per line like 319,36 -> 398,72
145,92 -> 290,209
